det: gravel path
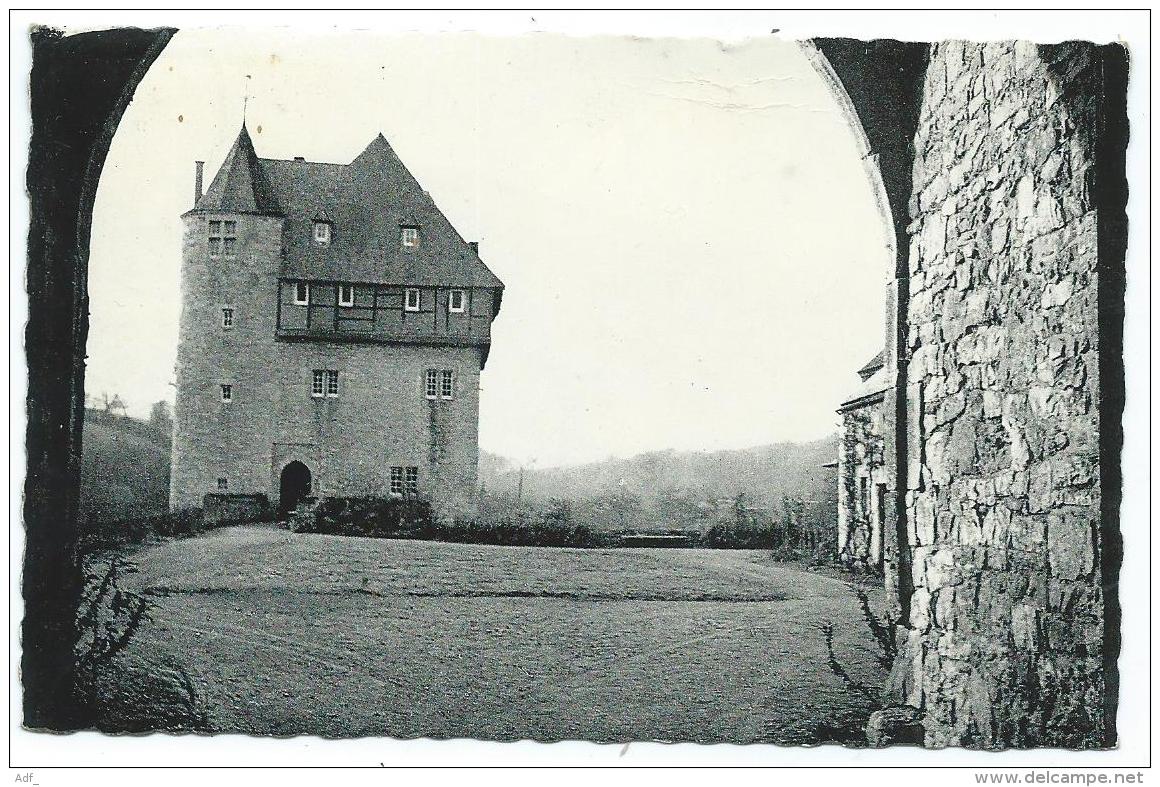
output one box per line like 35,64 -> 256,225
116,525 -> 886,743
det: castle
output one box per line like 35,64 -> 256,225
170,124 -> 503,518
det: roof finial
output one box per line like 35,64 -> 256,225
242,74 -> 252,127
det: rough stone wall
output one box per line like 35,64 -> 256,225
268,340 -> 482,519
202,493 -> 268,524
171,212 -> 484,519
171,212 -> 286,510
898,41 -> 1107,748
838,401 -> 888,573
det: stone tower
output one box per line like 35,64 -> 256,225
170,124 -> 503,519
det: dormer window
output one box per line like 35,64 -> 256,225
404,288 -> 421,312
313,221 -> 331,246
293,282 -> 310,306
401,226 -> 420,248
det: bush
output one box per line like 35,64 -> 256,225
74,555 -> 207,732
428,515 -> 608,548
293,496 -> 434,538
284,488 -> 832,555
78,507 -> 207,554
699,522 -> 782,550
292,493 -> 610,548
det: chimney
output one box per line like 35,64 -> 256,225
194,161 -> 204,203
294,156 -> 305,162
468,241 -> 479,255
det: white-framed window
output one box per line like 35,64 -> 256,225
209,219 -> 237,258
401,226 -> 420,248
449,289 -> 466,313
404,288 -> 421,312
425,369 -> 438,400
293,282 -> 310,305
313,369 -> 339,398
313,221 -> 331,246
338,284 -> 355,307
217,477 -> 228,491
390,466 -> 418,495
221,307 -> 234,329
220,384 -> 232,402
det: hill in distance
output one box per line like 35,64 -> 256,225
79,409 -> 171,524
479,437 -> 838,510
74,405 -> 838,532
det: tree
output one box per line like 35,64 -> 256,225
92,391 -> 127,419
544,498 -> 573,527
105,394 -> 127,418
149,400 -> 173,435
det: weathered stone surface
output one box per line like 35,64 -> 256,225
838,402 -> 889,573
866,705 -> 926,747
897,41 -> 1108,749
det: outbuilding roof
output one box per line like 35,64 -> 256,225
856,350 -> 886,381
839,350 -> 891,412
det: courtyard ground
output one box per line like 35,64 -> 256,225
113,524 -> 885,743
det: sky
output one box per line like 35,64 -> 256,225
87,27 -> 890,468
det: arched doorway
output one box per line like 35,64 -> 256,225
279,461 -> 312,514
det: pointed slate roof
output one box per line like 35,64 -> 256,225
188,123 -> 283,216
274,134 -> 502,289
192,129 -> 504,291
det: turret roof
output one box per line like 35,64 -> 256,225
190,123 -> 283,216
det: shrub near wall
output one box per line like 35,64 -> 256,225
431,513 -> 608,549
293,496 -> 434,538
78,507 -> 207,554
293,495 -> 609,547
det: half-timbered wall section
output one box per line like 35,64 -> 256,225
276,281 -> 496,349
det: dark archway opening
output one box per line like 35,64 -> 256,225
279,461 -> 312,515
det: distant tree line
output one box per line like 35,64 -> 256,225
467,487 -> 837,558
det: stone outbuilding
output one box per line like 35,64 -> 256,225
836,350 -> 893,574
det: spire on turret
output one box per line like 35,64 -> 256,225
190,123 -> 283,215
